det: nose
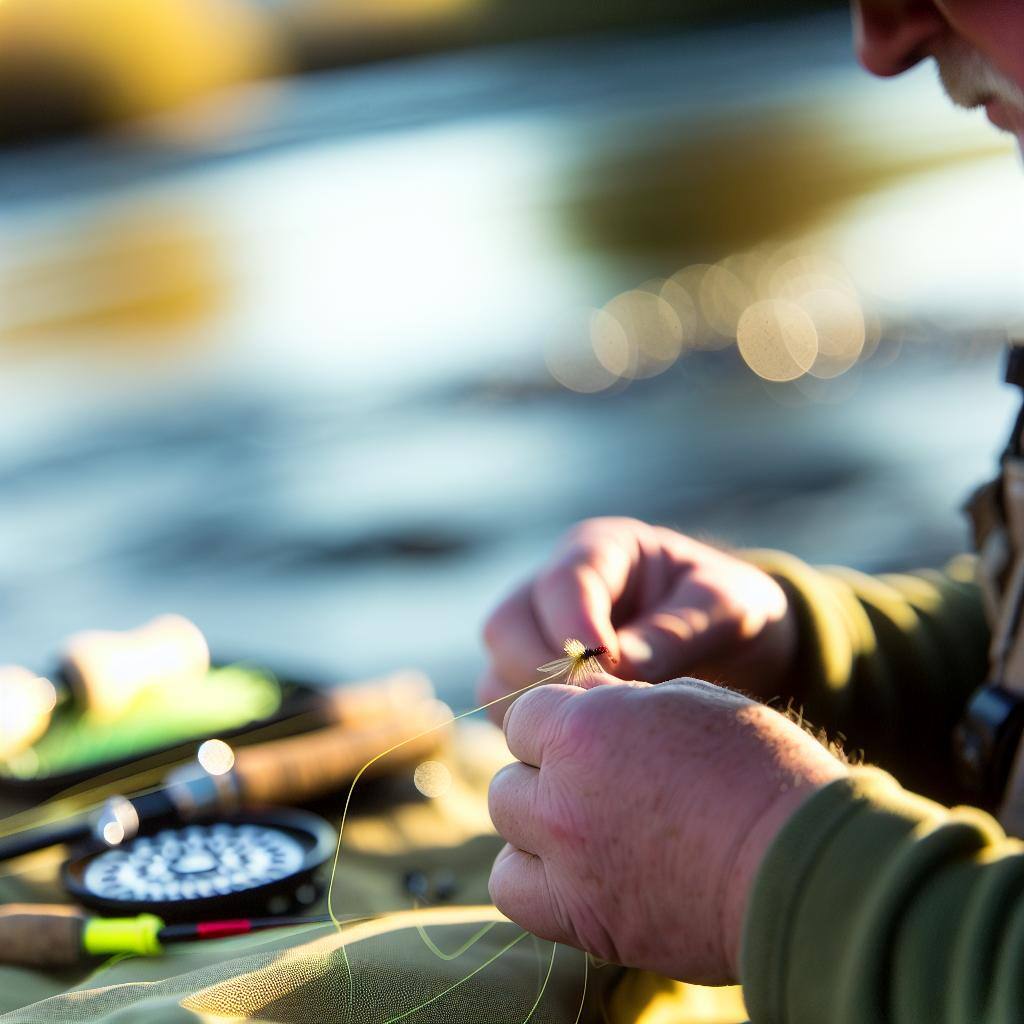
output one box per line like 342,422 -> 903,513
851,0 -> 949,77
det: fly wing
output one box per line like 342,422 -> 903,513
537,656 -> 573,677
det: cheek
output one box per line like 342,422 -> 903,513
940,0 -> 1024,88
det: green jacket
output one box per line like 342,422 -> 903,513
741,550 -> 1024,1024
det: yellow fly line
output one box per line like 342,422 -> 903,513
326,638 -> 604,1022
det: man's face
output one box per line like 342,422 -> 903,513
852,1 -> 1024,146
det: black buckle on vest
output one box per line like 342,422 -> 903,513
954,683 -> 1024,805
1003,346 -> 1024,459
1005,345 -> 1024,388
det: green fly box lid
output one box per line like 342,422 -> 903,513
0,664 -> 330,798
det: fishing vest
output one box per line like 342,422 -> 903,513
958,345 -> 1024,837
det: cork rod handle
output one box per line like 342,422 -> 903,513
234,699 -> 453,805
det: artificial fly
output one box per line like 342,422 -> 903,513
538,638 -> 610,686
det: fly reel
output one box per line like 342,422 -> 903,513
62,809 -> 336,922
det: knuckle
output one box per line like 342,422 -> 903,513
487,762 -> 517,817
562,517 -> 602,541
507,684 -> 546,727
557,689 -> 617,756
536,789 -> 584,847
546,882 -> 582,947
487,864 -> 509,910
563,516 -> 633,550
577,515 -> 645,540
486,795 -> 506,838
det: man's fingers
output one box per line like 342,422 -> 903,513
533,544 -> 625,666
502,683 -> 583,767
483,581 -> 560,689
488,844 -> 570,947
616,577 -> 728,682
488,761 -> 545,855
572,669 -> 622,691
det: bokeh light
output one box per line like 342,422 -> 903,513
549,236 -> 894,394
0,669 -> 57,759
596,286 -> 685,380
799,287 -> 866,379
413,759 -> 452,798
589,305 -> 635,379
698,261 -> 754,340
545,325 -> 620,393
736,298 -> 818,382
102,820 -> 126,846
198,738 -> 236,776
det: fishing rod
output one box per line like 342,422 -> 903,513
0,688 -> 451,864
0,901 -> 342,968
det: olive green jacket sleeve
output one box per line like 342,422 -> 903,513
741,766 -> 1024,1024
745,550 -> 989,803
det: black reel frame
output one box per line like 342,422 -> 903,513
62,808 -> 337,923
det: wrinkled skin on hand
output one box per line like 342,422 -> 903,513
479,518 -> 796,721
487,677 -> 846,983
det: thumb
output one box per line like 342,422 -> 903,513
572,669 -> 628,691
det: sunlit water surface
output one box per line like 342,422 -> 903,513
0,13 -> 1021,703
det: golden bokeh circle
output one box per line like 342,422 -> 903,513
413,760 -> 453,799
545,325 -> 619,393
736,299 -> 819,382
699,262 -> 754,338
601,287 -> 684,379
799,287 -> 866,379
590,305 -> 635,378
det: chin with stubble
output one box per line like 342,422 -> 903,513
933,35 -> 1024,145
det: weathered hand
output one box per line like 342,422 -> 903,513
479,518 -> 796,720
487,676 -> 846,983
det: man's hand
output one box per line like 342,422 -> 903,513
488,677 -> 846,982
479,518 -> 797,718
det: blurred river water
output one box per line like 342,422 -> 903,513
0,12 -> 1022,703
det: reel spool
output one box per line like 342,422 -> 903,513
62,809 -> 336,922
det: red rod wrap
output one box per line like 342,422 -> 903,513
195,919 -> 254,940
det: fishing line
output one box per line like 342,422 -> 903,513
413,913 -> 499,961
523,942 -> 558,1024
327,666 -> 567,1020
326,664 -> 571,923
0,644 -> 598,1020
379,929 -> 531,1024
328,639 -> 606,1022
572,951 -> 588,1024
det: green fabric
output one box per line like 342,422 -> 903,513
0,724 -> 627,1023
746,550 -> 989,803
741,767 -> 1024,1024
738,550 -> 1024,1021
